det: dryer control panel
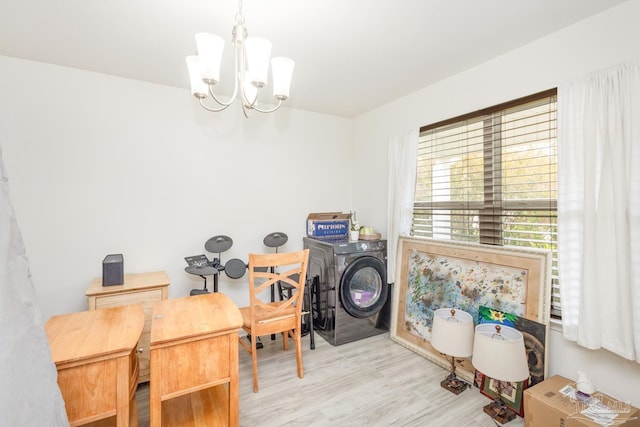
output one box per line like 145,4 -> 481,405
333,239 -> 386,254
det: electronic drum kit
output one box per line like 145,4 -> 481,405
184,231 -> 315,349
185,232 -> 289,296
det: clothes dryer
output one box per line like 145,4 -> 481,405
304,237 -> 391,346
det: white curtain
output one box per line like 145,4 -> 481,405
0,145 -> 69,425
387,128 -> 418,284
558,60 -> 640,361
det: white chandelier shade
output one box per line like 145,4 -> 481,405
271,57 -> 295,99
244,37 -> 271,87
195,33 -> 224,84
185,0 -> 295,117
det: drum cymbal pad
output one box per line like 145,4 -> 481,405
205,235 -> 233,253
264,232 -> 288,248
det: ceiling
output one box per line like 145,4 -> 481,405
0,0 -> 629,118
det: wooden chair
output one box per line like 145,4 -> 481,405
238,249 -> 310,392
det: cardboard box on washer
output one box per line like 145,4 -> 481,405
306,212 -> 350,239
524,375 -> 639,427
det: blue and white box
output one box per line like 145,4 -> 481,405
306,212 -> 350,239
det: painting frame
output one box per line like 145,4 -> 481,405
480,375 -> 528,417
390,237 -> 551,384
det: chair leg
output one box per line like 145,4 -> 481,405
282,331 -> 289,351
294,327 -> 304,379
251,333 -> 259,393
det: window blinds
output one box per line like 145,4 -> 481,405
412,89 -> 560,317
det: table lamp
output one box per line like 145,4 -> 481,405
472,323 -> 529,424
431,308 -> 474,394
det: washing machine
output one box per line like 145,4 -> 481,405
303,237 -> 391,346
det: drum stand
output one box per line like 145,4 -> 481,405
192,276 -> 209,295
185,260 -> 221,295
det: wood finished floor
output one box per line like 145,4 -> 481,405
135,332 -> 524,426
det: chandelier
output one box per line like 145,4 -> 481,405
185,0 -> 295,118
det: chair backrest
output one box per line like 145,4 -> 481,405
247,249 -> 310,324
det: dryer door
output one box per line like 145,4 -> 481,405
339,255 -> 388,319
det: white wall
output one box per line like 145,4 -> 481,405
3,0 -> 640,411
352,0 -> 640,406
0,56 -> 354,321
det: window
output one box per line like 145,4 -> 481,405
412,89 -> 560,317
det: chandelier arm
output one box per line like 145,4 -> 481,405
250,99 -> 283,114
208,86 -> 238,107
199,97 -> 231,112
240,90 -> 259,109
239,81 -> 254,107
241,103 -> 252,118
207,39 -> 241,108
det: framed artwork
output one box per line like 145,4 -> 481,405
390,237 -> 551,384
473,370 -> 484,388
478,306 -> 548,386
480,375 -> 528,417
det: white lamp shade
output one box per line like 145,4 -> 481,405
431,308 -> 474,358
195,32 -> 225,84
472,324 -> 529,383
245,37 -> 272,87
185,55 -> 208,98
271,57 -> 295,100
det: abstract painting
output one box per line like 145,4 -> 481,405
390,237 -> 551,384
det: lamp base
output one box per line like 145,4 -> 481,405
483,401 -> 516,424
440,377 -> 468,395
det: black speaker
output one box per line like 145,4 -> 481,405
102,254 -> 124,286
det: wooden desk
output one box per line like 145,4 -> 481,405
86,271 -> 170,383
45,305 -> 144,427
149,293 -> 242,427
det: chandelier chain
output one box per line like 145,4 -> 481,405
235,0 -> 245,26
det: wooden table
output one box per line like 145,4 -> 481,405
86,271 -> 170,383
45,305 -> 144,426
149,293 -> 242,427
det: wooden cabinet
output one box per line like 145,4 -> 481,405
46,305 -> 144,426
86,271 -> 170,384
149,293 -> 242,427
